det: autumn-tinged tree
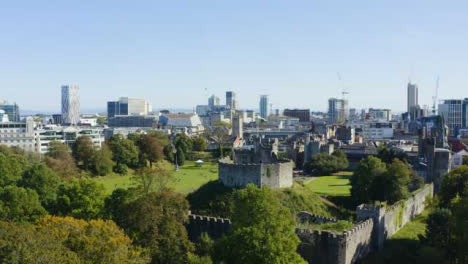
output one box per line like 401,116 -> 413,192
122,190 -> 193,264
133,161 -> 175,195
137,134 -> 164,167
37,216 -> 150,264
45,141 -> 80,179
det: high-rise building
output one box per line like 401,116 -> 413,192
328,98 -> 348,124
259,95 -> 269,120
61,85 -> 80,125
226,91 -> 237,110
283,109 -> 311,122
0,100 -> 20,122
438,99 -> 468,136
107,97 -> 152,118
407,82 -> 418,114
208,95 -> 220,109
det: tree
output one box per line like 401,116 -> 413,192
380,159 -> 411,203
174,133 -> 192,166
121,190 -> 193,264
45,141 -> 80,179
54,178 -> 106,220
332,149 -> 349,170
377,145 -> 409,164
91,144 -> 114,176
19,163 -> 61,210
0,152 -> 25,187
72,136 -> 96,171
463,155 -> 468,166
425,208 -> 452,250
97,116 -> 107,125
208,122 -> 232,158
0,186 -> 47,222
192,136 -> 207,152
439,165 -> 468,206
103,187 -> 140,226
0,221 -> 82,263
450,196 -> 468,263
137,134 -> 164,167
217,185 -> 306,264
350,156 -> 387,204
108,134 -> 139,174
132,161 -> 175,195
37,216 -> 150,264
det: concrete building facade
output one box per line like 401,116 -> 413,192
61,85 -> 80,125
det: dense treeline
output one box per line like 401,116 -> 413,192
0,139 -> 311,263
303,149 -> 349,176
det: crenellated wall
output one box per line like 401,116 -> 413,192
356,183 -> 433,249
296,219 -> 374,264
185,213 -> 232,241
297,211 -> 338,224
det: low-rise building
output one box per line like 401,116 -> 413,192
0,117 -> 37,152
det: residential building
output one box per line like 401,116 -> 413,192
328,98 -> 348,124
0,100 -> 20,122
36,126 -> 104,154
61,85 -> 80,125
107,97 -> 152,118
438,99 -> 468,136
0,117 -> 37,152
283,109 -> 311,122
259,95 -> 269,120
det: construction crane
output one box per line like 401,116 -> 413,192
432,76 -> 439,115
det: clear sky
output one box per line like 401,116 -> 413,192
1,0 -> 468,112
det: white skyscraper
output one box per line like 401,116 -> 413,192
61,85 -> 80,125
407,83 -> 418,113
259,95 -> 269,120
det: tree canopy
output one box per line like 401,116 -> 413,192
217,185 -> 306,264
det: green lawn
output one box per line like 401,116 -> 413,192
303,172 -> 352,196
94,161 -> 219,194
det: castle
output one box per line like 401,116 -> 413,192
219,137 -> 293,189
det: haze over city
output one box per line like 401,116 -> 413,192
2,0 -> 468,112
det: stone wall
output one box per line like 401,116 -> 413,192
185,213 -> 232,242
218,158 -> 293,188
296,219 -> 374,264
356,183 -> 434,249
297,211 -> 338,224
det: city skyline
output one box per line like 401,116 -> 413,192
2,1 -> 468,111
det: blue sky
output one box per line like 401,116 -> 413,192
1,0 -> 468,112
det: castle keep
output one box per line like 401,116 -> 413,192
219,137 -> 293,189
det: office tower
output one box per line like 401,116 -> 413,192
328,98 -> 348,124
61,85 -> 80,125
0,100 -> 20,122
226,91 -> 237,109
208,95 -> 220,109
407,82 -> 419,114
283,109 -> 311,122
259,95 -> 269,120
438,99 -> 468,136
107,97 -> 152,118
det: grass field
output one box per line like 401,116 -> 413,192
303,171 -> 352,196
94,161 -> 219,194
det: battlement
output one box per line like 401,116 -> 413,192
342,219 -> 374,238
297,211 -> 338,224
185,213 -> 232,241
